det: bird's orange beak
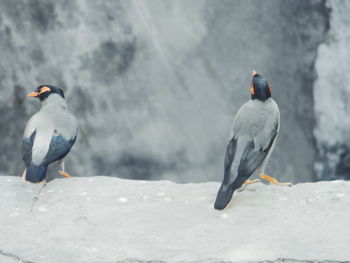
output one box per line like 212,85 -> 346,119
27,86 -> 51,97
252,70 -> 257,76
27,92 -> 39,97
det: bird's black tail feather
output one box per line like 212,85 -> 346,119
25,163 -> 47,183
214,184 -> 235,210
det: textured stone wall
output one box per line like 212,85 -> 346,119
0,0 -> 330,182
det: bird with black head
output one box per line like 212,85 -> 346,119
214,71 -> 291,210
22,85 -> 78,183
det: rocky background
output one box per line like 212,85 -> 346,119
0,0 -> 348,183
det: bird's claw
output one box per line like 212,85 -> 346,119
259,174 -> 292,186
58,170 -> 72,178
243,179 -> 260,186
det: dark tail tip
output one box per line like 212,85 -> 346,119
25,163 -> 47,183
214,184 -> 235,210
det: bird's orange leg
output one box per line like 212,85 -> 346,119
58,170 -> 72,178
58,159 -> 72,178
243,179 -> 260,186
22,169 -> 26,181
259,173 -> 292,186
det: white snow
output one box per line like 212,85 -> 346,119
118,197 -> 128,203
38,206 -> 48,212
0,176 -> 349,263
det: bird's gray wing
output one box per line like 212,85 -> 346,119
22,111 -> 56,166
43,133 -> 77,165
40,110 -> 78,165
22,131 -> 36,166
232,124 -> 278,188
222,138 -> 237,185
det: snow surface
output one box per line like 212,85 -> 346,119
0,176 -> 349,263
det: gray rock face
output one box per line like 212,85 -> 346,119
314,0 -> 350,181
0,176 -> 349,262
0,1 -> 331,183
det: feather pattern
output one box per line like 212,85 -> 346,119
22,131 -> 36,166
225,98 -> 280,187
44,135 -> 77,165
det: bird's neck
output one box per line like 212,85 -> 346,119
41,94 -> 68,111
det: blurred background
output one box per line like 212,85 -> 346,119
0,0 -> 349,183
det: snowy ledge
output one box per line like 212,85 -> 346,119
0,176 -> 349,263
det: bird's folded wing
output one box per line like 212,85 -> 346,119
237,127 -> 278,179
223,138 -> 237,185
43,134 -> 77,165
22,131 -> 36,166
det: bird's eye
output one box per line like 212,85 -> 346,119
39,86 -> 51,94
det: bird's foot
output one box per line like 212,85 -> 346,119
238,179 -> 260,192
243,179 -> 260,186
58,170 -> 72,178
259,173 -> 292,186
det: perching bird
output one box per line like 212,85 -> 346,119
22,85 -> 78,183
214,71 -> 291,210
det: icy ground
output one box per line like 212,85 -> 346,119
0,176 -> 349,263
